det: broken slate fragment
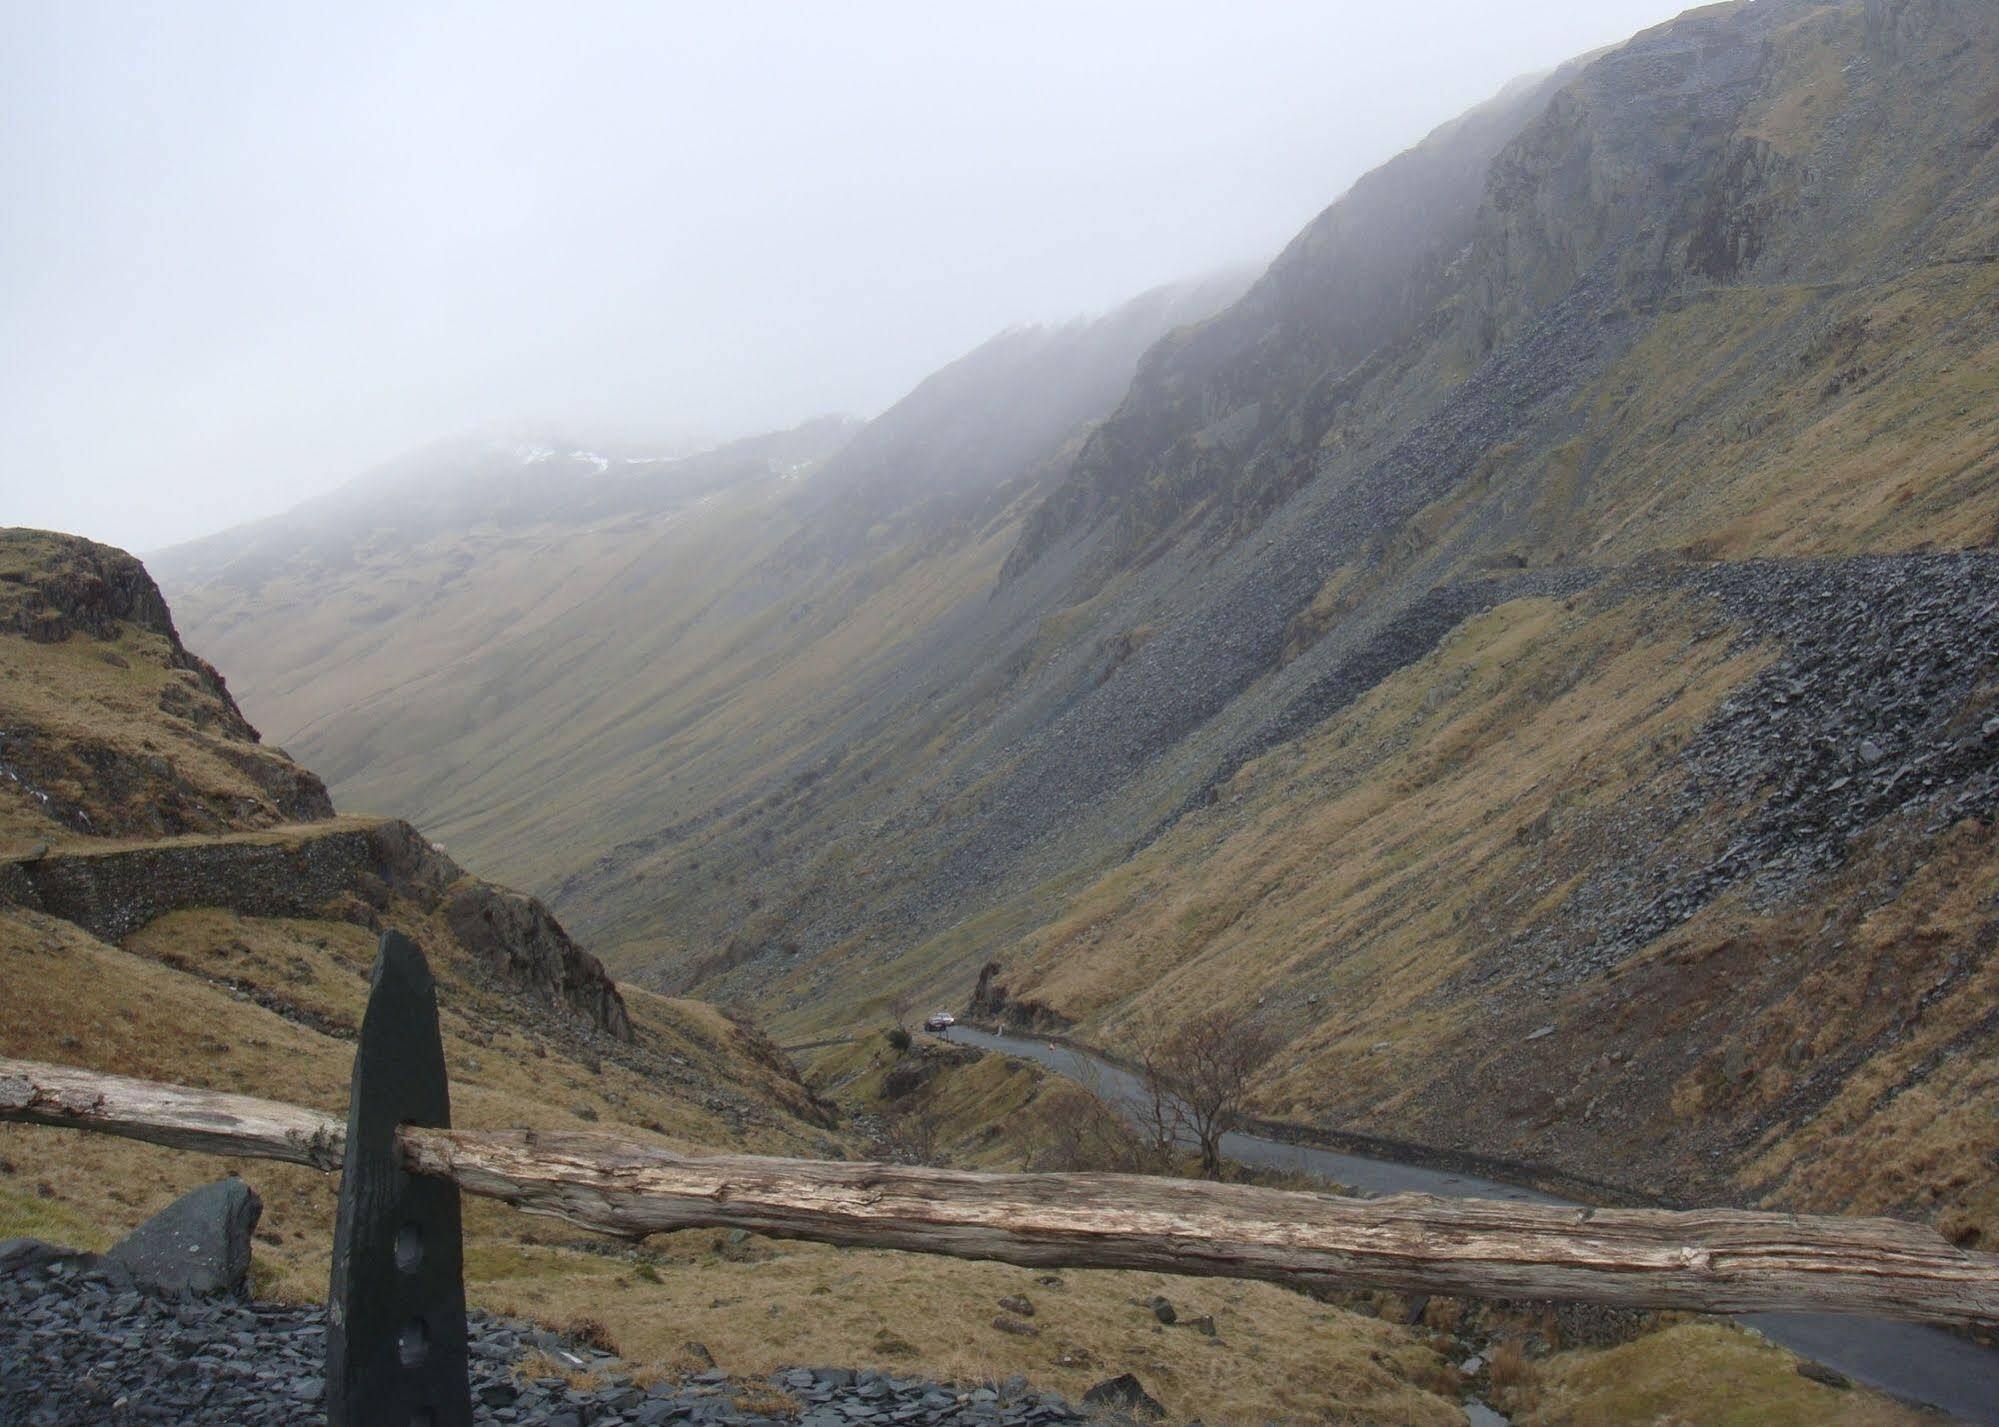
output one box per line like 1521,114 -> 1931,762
1082,1373 -> 1166,1421
106,1177 -> 262,1295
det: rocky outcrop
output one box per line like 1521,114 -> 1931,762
0,530 -> 182,647
0,529 -> 335,838
0,530 -> 261,740
1461,2 -> 1793,349
1001,65 -> 1575,587
0,817 -> 634,1042
444,881 -> 633,1042
968,961 -> 1070,1035
1,820 -> 440,943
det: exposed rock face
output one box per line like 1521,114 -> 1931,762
0,816 -> 634,1042
1462,2 -> 1793,346
0,531 -> 635,1043
2,820 -> 449,944
968,961 -> 1069,1035
0,530 -> 262,745
444,881 -> 633,1042
1002,65 -> 1577,586
0,529 -> 334,839
0,530 -> 182,647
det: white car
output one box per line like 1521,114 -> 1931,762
923,1012 -> 957,1032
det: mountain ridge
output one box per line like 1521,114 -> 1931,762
153,0 -> 1999,1251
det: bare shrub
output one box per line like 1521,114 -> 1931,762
883,1106 -> 942,1164
1141,1007 -> 1282,1179
1031,1081 -> 1147,1174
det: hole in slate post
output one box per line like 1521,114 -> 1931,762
399,1316 -> 430,1368
395,1222 -> 424,1273
411,1410 -> 435,1427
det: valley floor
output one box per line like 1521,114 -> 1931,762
2,898 -> 1956,1425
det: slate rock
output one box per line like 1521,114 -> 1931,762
106,1178 -> 262,1296
1798,1362 -> 1851,1390
0,1250 -> 1096,1427
0,1237 -> 94,1278
1080,1374 -> 1166,1421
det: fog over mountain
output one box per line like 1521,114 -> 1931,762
3,0 -> 1683,550
10,3 -> 1999,1422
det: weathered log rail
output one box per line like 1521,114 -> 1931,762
5,1057 -> 1997,1329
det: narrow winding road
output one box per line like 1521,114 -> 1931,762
944,1025 -> 1999,1427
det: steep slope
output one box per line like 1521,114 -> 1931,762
158,278 -> 1246,956
920,0 -> 1999,1240
1,547 -> 1505,1427
0,529 -> 333,846
154,0 -> 1999,1254
800,273 -> 1250,544
642,0 -> 1999,1243
152,419 -> 858,762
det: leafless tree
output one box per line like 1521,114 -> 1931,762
1143,1007 -> 1283,1179
1132,1038 -> 1189,1171
884,1105 -> 942,1165
1030,1078 -> 1145,1174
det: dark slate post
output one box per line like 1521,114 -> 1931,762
328,930 -> 472,1426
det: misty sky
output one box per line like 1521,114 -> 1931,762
3,0 -> 1688,552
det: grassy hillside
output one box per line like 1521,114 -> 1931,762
156,282 -> 1248,969
797,1030 -> 1947,1427
0,530 -> 1505,1424
0,529 -> 332,848
145,0 -> 1999,1291
975,576 -> 1999,1244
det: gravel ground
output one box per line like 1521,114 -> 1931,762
0,1253 -> 1095,1427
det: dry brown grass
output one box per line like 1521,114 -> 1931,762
0,903 -> 1469,1426
1514,1322 -> 1949,1427
1487,1340 -> 1535,1396
468,1232 -> 1463,1426
1572,264 -> 1999,565
991,593 -> 1761,1091
0,898 -> 834,1312
0,617 -> 288,850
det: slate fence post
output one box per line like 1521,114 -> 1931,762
326,930 -> 472,1425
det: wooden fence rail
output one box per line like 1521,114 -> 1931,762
5,1054 -> 1997,1328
